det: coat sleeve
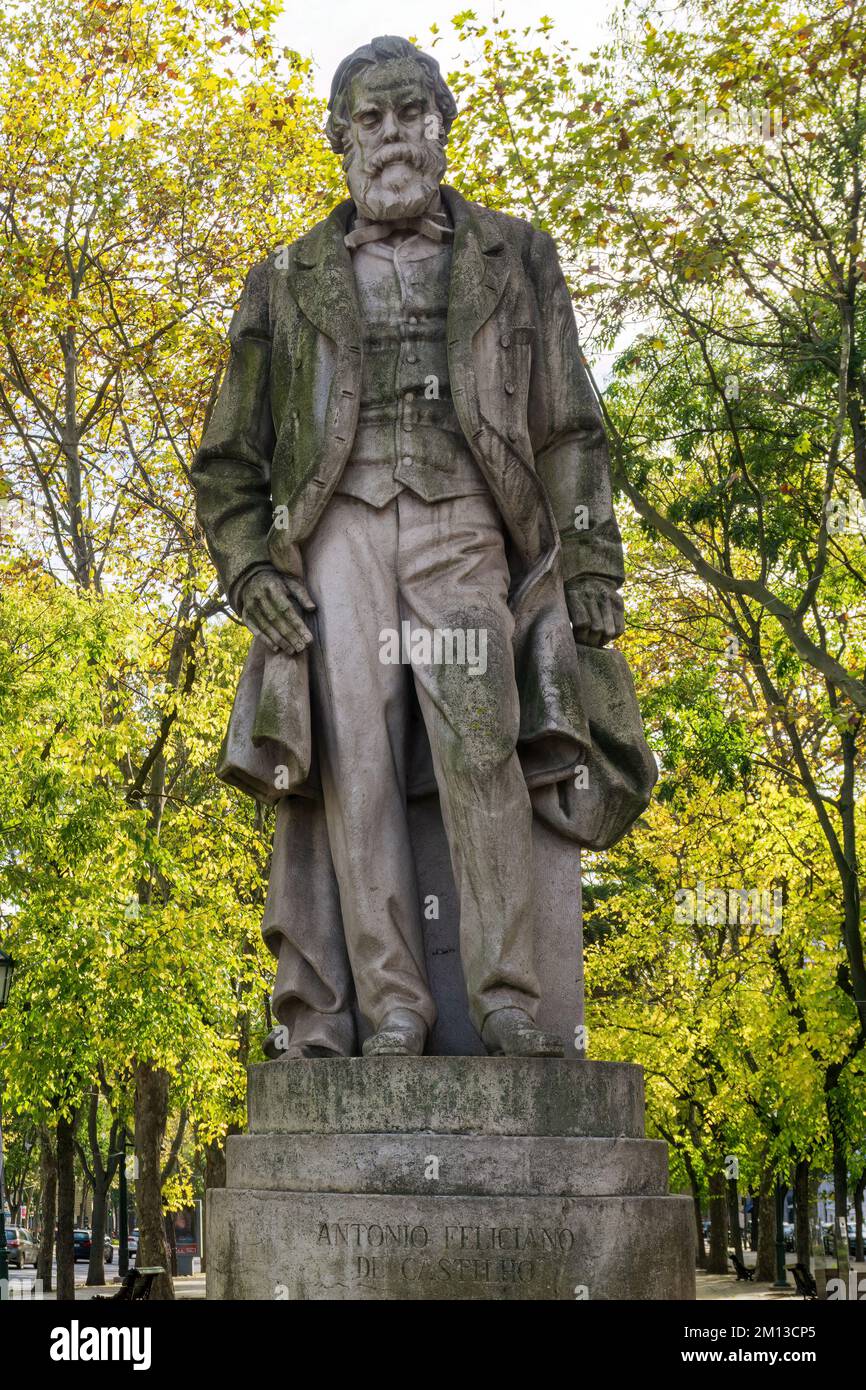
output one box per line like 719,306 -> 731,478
192,259 -> 277,611
526,228 -> 624,594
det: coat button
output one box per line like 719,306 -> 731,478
507,428 -> 517,441
501,334 -> 511,348
504,381 -> 515,394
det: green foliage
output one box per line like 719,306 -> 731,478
443,0 -> 866,1204
0,0 -> 338,1206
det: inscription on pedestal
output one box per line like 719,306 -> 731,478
314,1218 -> 575,1291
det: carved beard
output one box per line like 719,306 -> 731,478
343,136 -> 447,221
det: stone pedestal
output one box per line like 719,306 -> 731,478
207,1058 -> 695,1300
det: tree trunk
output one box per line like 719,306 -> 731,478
831,1120 -> 850,1281
678,1147 -> 705,1268
76,1178 -> 90,1229
204,1136 -> 226,1191
126,599 -> 195,1303
707,1169 -> 728,1274
134,1062 -> 174,1300
692,1190 -> 706,1267
749,1191 -> 759,1252
82,1091 -> 121,1287
36,1126 -> 56,1292
86,1176 -> 109,1286
54,1112 -> 77,1301
5,1126 -> 35,1217
165,1211 -> 177,1277
756,1166 -> 776,1281
727,1176 -> 744,1262
794,1158 -> 812,1269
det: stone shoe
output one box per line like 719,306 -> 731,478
481,1007 -> 564,1057
362,1009 -> 428,1056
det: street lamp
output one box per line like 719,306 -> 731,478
0,948 -> 15,1287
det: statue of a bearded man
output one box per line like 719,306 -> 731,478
192,36 -> 655,1062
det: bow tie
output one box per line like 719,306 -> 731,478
344,213 -> 454,250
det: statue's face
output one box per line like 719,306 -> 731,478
342,59 -> 447,220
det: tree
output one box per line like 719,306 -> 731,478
445,0 -> 866,1277
0,0 -> 338,1297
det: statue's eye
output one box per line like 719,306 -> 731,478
357,109 -> 380,128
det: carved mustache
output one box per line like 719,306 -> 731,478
364,141 -> 431,174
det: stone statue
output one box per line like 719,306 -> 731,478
192,35 -> 656,1064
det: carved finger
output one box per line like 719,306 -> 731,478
283,578 -> 317,612
246,611 -> 287,655
258,591 -> 310,650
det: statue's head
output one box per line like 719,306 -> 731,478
326,35 -> 457,222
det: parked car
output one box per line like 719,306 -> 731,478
72,1229 -> 113,1263
125,1228 -> 139,1258
817,1221 -> 864,1257
5,1226 -> 38,1269
783,1221 -> 796,1251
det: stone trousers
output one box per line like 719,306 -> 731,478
299,489 -> 540,1036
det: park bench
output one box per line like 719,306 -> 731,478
95,1266 -> 165,1301
791,1263 -> 817,1300
729,1253 -> 754,1281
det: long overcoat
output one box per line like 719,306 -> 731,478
192,185 -> 656,850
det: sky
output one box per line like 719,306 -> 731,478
273,0 -> 615,98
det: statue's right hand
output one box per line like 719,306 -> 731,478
242,569 -> 315,655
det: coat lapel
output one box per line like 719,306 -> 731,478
442,185 -> 509,452
441,186 -> 557,572
443,184 -> 510,345
288,199 -> 361,347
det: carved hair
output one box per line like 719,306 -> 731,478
326,35 -> 458,154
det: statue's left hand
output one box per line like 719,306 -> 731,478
566,579 -> 624,648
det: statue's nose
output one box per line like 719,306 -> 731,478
380,109 -> 400,141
